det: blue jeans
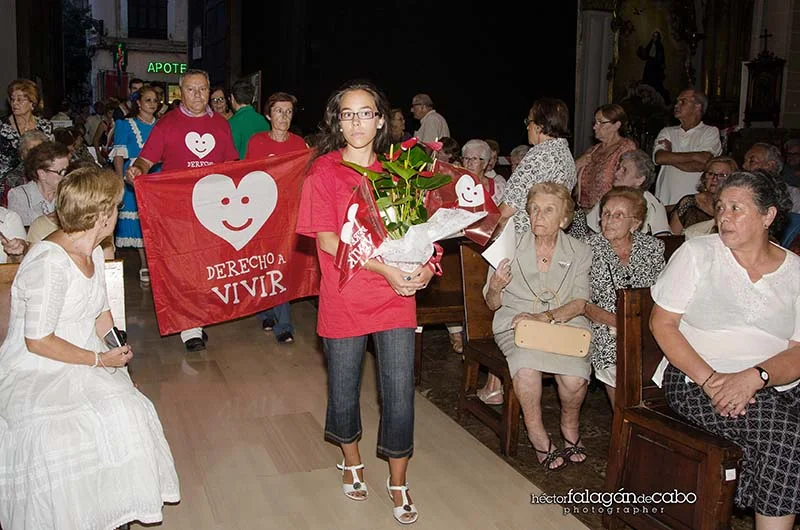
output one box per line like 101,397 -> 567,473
323,327 -> 415,459
256,302 -> 293,335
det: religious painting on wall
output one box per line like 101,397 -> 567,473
613,0 -> 691,107
611,0 -> 694,153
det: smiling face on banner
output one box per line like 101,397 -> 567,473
192,170 -> 278,250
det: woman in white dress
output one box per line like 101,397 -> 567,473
0,166 -> 179,530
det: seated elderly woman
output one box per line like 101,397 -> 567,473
584,187 -> 665,405
462,139 -> 503,205
509,144 -> 530,174
669,155 -> 738,235
8,141 -> 70,227
586,149 -> 671,236
0,166 -> 179,529
650,170 -> 800,529
484,182 -> 592,470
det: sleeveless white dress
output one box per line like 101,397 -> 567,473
0,242 -> 179,530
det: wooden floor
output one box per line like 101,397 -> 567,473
121,255 -> 588,530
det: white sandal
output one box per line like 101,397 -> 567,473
336,461 -> 368,501
138,268 -> 150,286
387,477 -> 418,525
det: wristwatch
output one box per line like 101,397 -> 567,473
544,310 -> 556,324
754,366 -> 770,387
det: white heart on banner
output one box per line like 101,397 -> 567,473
185,131 -> 216,159
192,171 -> 277,251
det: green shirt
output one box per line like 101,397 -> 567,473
228,105 -> 271,159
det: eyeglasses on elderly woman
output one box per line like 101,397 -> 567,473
705,171 -> 729,181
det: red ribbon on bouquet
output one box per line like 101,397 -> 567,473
425,160 -> 501,246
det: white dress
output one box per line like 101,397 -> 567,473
0,242 -> 179,530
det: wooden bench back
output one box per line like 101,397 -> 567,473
616,288 -> 670,410
459,241 -> 494,342
657,233 -> 685,262
0,260 -> 126,344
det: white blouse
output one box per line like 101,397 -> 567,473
651,235 -> 800,391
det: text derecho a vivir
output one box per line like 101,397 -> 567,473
206,252 -> 287,304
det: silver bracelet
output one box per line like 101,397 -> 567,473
97,352 -> 118,374
92,351 -> 99,368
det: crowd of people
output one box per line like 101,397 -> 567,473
0,73 -> 798,529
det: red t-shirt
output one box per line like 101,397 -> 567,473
138,108 -> 238,171
296,150 -> 416,338
245,132 -> 308,159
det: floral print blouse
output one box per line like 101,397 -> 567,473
587,231 -> 665,370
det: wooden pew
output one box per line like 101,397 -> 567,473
457,240 -> 522,456
603,287 -> 741,530
414,237 -> 465,385
0,260 -> 127,343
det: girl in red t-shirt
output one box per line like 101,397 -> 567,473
296,81 -> 433,525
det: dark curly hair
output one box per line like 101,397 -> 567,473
312,79 -> 390,161
715,170 -> 793,239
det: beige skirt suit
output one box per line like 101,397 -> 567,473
484,230 -> 592,379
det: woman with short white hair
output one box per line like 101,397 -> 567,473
462,139 -> 503,204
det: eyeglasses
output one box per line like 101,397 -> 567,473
601,211 -> 636,221
44,167 -> 68,177
524,117 -> 535,127
462,156 -> 485,164
9,96 -> 30,104
339,109 -> 379,121
210,96 -> 226,103
705,171 -> 729,180
594,119 -> 614,125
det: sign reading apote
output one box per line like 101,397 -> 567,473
147,62 -> 188,74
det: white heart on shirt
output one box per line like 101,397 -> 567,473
185,132 -> 216,159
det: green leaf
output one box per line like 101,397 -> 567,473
382,160 -> 418,180
392,196 -> 413,205
341,161 -> 385,181
375,196 -> 393,209
414,174 -> 451,189
416,204 -> 428,222
407,145 -> 433,166
373,178 -> 396,189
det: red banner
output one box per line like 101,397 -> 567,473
135,150 -> 319,335
426,160 -> 501,246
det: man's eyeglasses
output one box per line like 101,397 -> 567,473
44,167 -> 68,177
601,211 -> 636,221
462,156 -> 485,164
705,171 -> 729,180
339,109 -> 379,121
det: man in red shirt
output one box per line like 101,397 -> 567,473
127,68 -> 238,353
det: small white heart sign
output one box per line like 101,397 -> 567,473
192,171 -> 277,251
185,131 -> 216,159
455,174 -> 485,207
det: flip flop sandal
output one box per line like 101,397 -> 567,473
477,386 -> 504,405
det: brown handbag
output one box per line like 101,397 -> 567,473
514,319 -> 591,357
